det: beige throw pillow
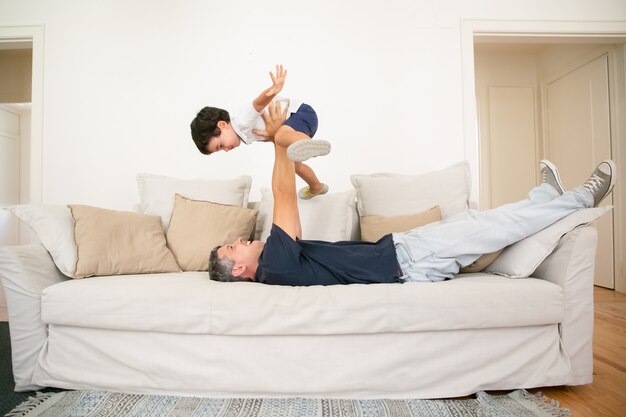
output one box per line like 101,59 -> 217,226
69,205 -> 181,278
166,195 -> 259,271
360,206 -> 442,242
459,250 -> 503,273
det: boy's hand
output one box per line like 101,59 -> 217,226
265,64 -> 287,96
253,100 -> 288,140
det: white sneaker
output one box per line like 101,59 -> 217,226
286,140 -> 331,162
298,184 -> 329,200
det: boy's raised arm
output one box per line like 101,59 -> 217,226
252,65 -> 287,112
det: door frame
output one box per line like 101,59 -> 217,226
461,20 -> 626,293
0,25 -> 44,204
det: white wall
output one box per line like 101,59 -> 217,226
0,0 -> 625,209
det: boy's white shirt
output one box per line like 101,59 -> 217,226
232,96 -> 304,144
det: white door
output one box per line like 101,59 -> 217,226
0,106 -> 20,246
545,54 -> 614,288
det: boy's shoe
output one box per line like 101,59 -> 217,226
581,160 -> 616,207
539,159 -> 565,195
298,184 -> 329,200
287,140 -> 331,162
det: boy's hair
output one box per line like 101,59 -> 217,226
208,246 -> 241,282
190,107 -> 231,155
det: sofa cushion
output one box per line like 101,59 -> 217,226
137,173 -> 252,231
5,204 -> 77,277
350,161 -> 470,219
257,188 -> 357,242
166,195 -> 259,271
69,205 -> 181,278
485,206 -> 611,278
41,273 -> 563,336
360,207 -> 441,242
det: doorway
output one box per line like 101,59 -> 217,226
0,27 -> 42,322
462,21 -> 626,293
0,43 -> 33,247
474,41 -> 621,289
0,26 -> 44,207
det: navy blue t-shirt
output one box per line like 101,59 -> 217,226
255,224 -> 402,286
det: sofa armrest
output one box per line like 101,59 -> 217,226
533,225 -> 597,385
0,244 -> 69,391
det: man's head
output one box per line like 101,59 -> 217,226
208,237 -> 264,282
190,107 -> 241,155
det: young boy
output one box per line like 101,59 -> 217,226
190,65 -> 331,199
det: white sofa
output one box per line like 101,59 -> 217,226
0,162 -> 605,399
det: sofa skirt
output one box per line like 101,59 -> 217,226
32,323 -> 570,399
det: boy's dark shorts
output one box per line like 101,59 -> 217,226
283,103 -> 318,138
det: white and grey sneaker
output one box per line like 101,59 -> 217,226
286,140 -> 331,162
539,159 -> 565,195
581,160 -> 616,207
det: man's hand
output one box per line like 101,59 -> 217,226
253,100 -> 288,141
265,64 -> 287,96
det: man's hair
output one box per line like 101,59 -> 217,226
190,107 -> 231,155
208,246 -> 242,282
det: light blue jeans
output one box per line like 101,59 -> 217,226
391,184 -> 593,282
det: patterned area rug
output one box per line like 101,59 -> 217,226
6,390 -> 570,417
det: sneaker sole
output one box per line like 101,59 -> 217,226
539,159 -> 565,194
287,140 -> 331,162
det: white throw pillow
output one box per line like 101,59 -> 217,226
137,173 -> 252,231
485,206 -> 611,278
5,205 -> 77,277
350,161 -> 471,219
257,188 -> 357,242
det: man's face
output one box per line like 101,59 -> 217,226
217,237 -> 264,279
206,121 -> 241,154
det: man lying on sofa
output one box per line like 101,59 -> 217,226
208,102 -> 616,285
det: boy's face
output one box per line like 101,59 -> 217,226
206,121 -> 241,154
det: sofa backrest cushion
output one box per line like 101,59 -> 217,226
350,161 -> 470,219
137,173 -> 252,232
256,188 -> 357,242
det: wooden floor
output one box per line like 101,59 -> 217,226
530,287 -> 626,416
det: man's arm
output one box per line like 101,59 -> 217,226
271,142 -> 302,240
252,65 -> 287,112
